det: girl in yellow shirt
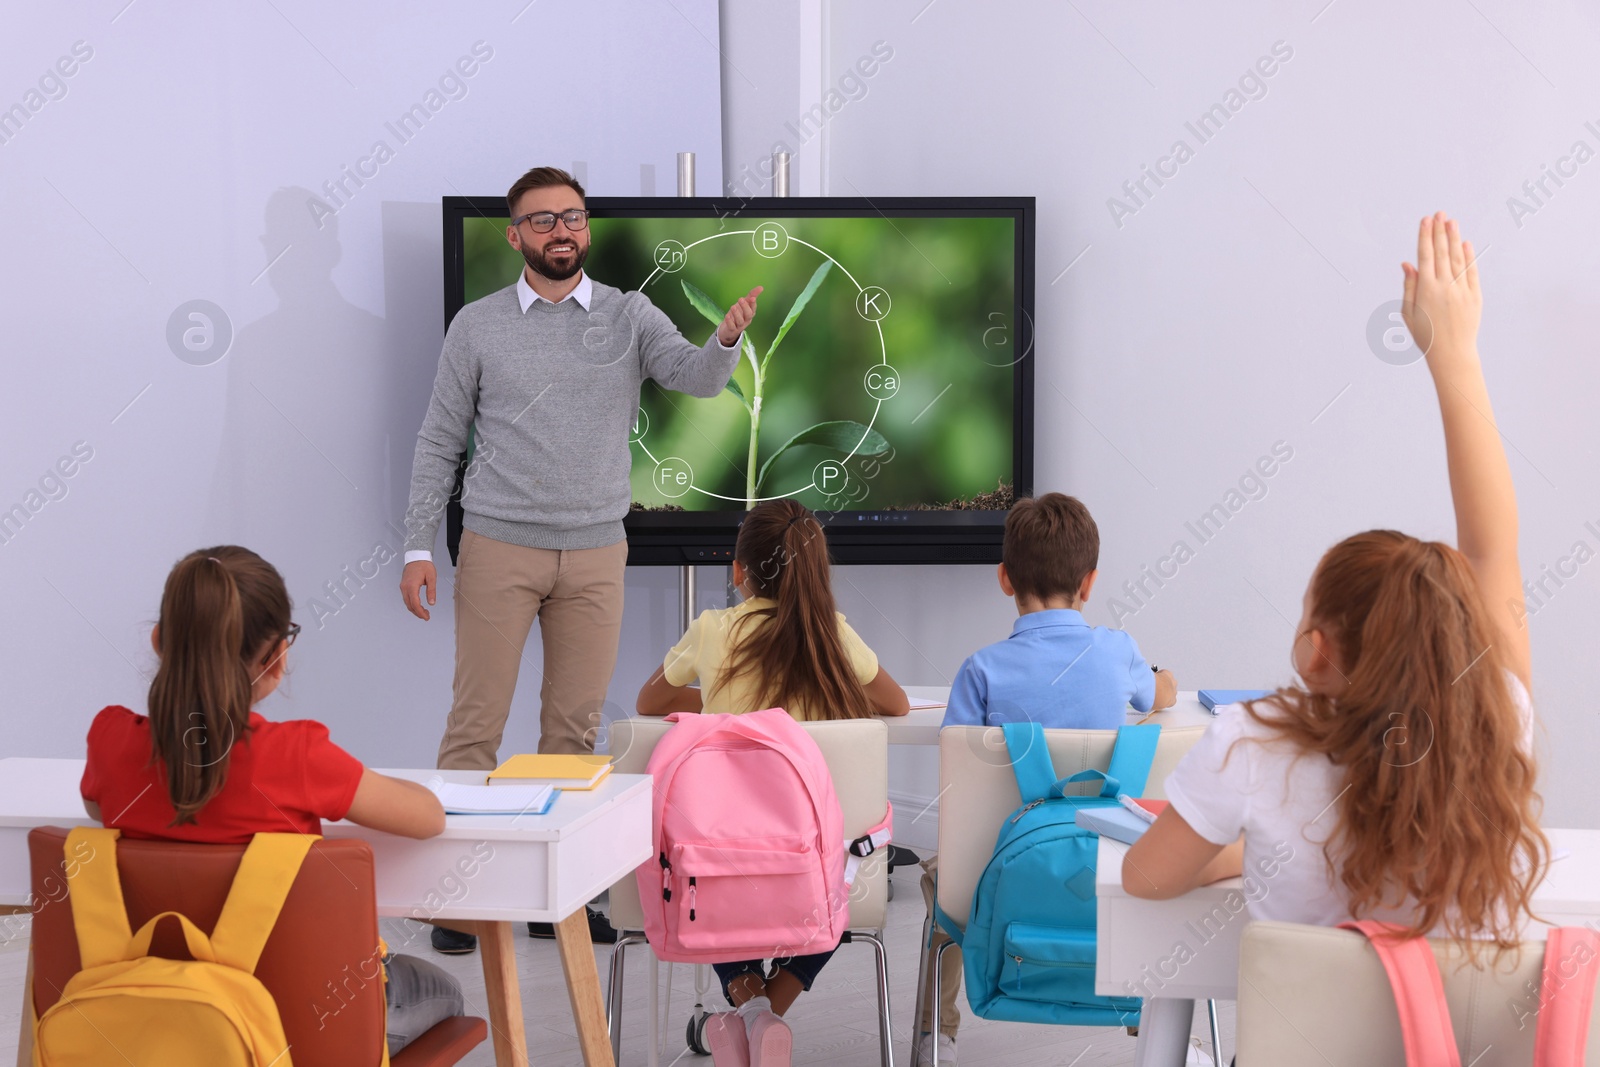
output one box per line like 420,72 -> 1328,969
635,500 -> 907,1064
637,499 -> 911,720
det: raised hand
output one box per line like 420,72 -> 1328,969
1400,213 -> 1529,686
1402,211 -> 1481,367
718,286 -> 763,347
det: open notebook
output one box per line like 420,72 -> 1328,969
424,776 -> 555,816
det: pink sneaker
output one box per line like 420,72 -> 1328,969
705,1011 -> 751,1067
747,1010 -> 793,1067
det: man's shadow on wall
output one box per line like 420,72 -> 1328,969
207,188 -> 443,726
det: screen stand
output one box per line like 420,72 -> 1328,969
680,564 -> 696,636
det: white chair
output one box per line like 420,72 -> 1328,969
604,716 -> 894,1067
1238,920 -> 1600,1064
916,723 -> 1211,1066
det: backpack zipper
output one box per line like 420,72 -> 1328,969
660,851 -> 672,902
1010,799 -> 1046,824
688,877 -> 697,921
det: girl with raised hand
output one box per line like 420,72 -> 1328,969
1125,213 -> 1547,955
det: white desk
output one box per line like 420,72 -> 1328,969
1095,827 -> 1600,1067
0,758 -> 652,1067
890,687 -> 1219,745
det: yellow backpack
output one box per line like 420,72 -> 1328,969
34,826 -> 338,1067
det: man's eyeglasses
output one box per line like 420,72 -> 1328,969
513,209 -> 589,233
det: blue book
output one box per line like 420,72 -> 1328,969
1198,689 -> 1271,714
1075,806 -> 1152,846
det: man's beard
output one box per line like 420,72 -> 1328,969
522,240 -> 589,282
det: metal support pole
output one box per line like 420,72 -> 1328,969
680,564 -> 697,634
772,151 -> 791,197
676,152 -> 695,197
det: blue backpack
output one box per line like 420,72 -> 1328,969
936,721 -> 1160,1027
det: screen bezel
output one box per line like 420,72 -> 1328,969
441,194 -> 1035,565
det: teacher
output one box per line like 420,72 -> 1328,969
400,165 -> 760,771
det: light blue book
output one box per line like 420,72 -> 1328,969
425,777 -> 556,816
1075,806 -> 1151,846
1197,689 -> 1272,714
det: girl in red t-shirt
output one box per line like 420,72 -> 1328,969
81,545 -> 463,1054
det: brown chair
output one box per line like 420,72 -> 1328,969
26,826 -> 487,1067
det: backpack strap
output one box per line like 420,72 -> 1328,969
843,802 -> 893,887
63,827 -> 132,969
1003,722 -> 1161,802
64,827 -> 316,976
1001,722 -> 1059,803
1533,927 -> 1600,1067
208,832 -> 319,974
1104,724 -> 1161,798
931,898 -> 964,948
1339,920 -> 1462,1067
127,911 -> 221,963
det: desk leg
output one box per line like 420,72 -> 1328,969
16,944 -> 34,1067
1133,997 -> 1196,1067
554,907 -> 615,1067
477,921 -> 530,1067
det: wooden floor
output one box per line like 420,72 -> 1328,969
0,857 -> 1234,1065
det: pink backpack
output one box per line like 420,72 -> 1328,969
634,708 -> 889,964
1343,921 -> 1600,1065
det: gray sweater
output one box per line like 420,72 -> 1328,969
404,278 -> 739,553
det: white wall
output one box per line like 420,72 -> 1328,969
9,1 -> 1597,836
720,0 -> 1600,831
1,1 -> 722,766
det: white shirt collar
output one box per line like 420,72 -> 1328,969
517,269 -> 592,313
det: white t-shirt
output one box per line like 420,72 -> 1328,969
1163,674 -> 1534,930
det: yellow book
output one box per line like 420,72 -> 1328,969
487,753 -> 613,790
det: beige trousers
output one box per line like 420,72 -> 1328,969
436,529 -> 627,770
919,855 -> 963,1039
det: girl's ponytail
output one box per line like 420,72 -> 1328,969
719,501 -> 872,720
147,547 -> 291,824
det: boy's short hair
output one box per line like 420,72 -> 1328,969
1003,493 -> 1099,602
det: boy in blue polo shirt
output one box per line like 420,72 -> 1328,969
942,492 -> 1175,729
913,492 -> 1175,1066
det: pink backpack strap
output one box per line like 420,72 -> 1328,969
1339,920 -> 1462,1067
843,801 -> 892,887
1533,927 -> 1600,1067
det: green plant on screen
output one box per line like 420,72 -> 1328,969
680,260 -> 889,508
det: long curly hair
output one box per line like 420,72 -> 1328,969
1247,530 -> 1547,955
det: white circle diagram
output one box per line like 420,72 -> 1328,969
653,457 -> 694,498
752,222 -> 789,258
812,460 -> 848,497
634,228 -> 894,507
856,286 -> 890,321
863,364 -> 900,401
653,240 -> 687,273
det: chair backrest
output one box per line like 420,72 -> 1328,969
1239,920 -> 1600,1063
607,716 -> 891,934
935,723 -> 1207,928
29,826 -> 392,1067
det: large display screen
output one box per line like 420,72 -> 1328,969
443,196 -> 1034,565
